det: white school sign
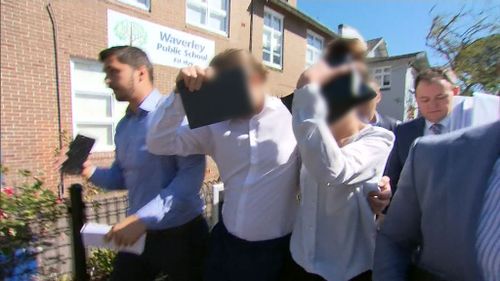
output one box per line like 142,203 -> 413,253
107,10 -> 215,68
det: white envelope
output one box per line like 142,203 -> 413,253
80,222 -> 146,255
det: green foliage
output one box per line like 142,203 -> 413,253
426,5 -> 500,94
454,34 -> 500,94
87,249 -> 116,281
0,166 -> 65,275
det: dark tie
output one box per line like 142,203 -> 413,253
429,123 -> 443,135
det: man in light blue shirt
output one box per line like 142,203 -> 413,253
80,46 -> 207,281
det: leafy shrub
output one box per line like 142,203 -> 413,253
0,166 -> 65,278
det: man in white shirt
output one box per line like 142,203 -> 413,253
147,49 -> 390,281
147,49 -> 300,281
384,68 -> 460,195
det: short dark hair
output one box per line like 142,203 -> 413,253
98,46 -> 154,82
414,67 -> 456,91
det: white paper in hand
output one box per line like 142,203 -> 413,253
80,223 -> 146,255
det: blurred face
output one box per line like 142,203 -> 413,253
246,71 -> 266,113
329,110 -> 358,135
103,55 -> 137,102
415,79 -> 455,123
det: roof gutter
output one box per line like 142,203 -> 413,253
267,0 -> 337,38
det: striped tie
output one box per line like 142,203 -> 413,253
476,158 -> 500,281
429,123 -> 443,135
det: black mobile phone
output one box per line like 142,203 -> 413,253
61,134 -> 95,175
176,68 -> 253,129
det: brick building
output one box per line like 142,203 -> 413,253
1,0 -> 336,191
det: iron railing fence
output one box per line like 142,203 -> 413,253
1,180 -> 222,281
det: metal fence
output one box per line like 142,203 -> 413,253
1,180 -> 222,281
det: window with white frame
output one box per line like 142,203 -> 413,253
371,66 -> 391,89
262,7 -> 284,69
118,0 -> 151,11
186,0 -> 229,35
71,60 -> 128,152
305,30 -> 323,68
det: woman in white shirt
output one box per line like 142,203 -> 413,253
286,43 -> 395,281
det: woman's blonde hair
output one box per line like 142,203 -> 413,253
209,48 -> 268,80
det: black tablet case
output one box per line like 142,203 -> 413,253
177,68 -> 253,129
61,134 -> 95,175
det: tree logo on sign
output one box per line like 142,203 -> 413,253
113,20 -> 147,47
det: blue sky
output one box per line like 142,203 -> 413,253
297,0 -> 499,66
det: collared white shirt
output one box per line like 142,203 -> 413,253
424,115 -> 451,136
147,93 -> 300,241
290,84 -> 394,281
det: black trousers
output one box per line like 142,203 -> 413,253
204,222 -> 291,281
110,215 -> 209,281
281,254 -> 373,281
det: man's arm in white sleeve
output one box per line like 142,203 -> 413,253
147,93 -> 213,157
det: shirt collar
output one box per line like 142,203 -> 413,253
228,95 -> 278,125
126,89 -> 162,116
425,114 -> 451,130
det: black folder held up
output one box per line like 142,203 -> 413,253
176,68 -> 253,129
60,134 -> 95,175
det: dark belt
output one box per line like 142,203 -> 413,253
146,214 -> 205,236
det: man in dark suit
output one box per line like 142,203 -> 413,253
358,79 -> 399,131
384,68 -> 460,194
373,120 -> 500,281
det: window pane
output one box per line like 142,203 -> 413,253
113,101 -> 129,124
76,124 -> 113,147
375,68 -> 382,74
75,94 -> 111,119
383,75 -> 390,86
307,34 -> 313,45
263,51 -> 270,62
73,62 -> 110,93
272,16 -> 281,31
264,13 -> 271,27
209,0 -> 226,10
314,38 -> 322,49
187,3 -> 207,25
208,12 -> 227,32
273,54 -> 281,65
272,33 -> 282,55
263,30 -> 271,51
306,49 -> 313,61
118,0 -> 150,10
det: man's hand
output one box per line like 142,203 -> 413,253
80,160 -> 95,179
368,176 -> 392,215
105,215 -> 147,247
53,149 -> 95,179
176,66 -> 215,92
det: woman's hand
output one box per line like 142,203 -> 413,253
176,66 -> 215,92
